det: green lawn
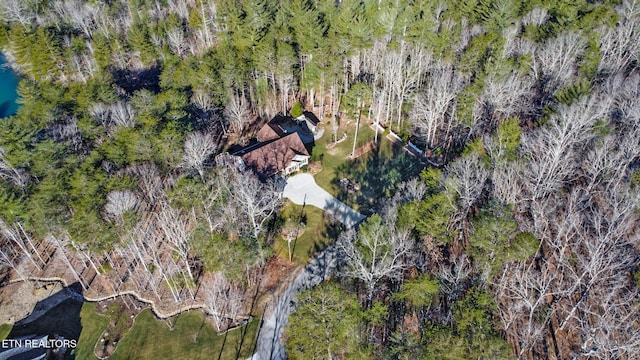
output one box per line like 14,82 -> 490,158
3,303 -> 260,360
274,203 -> 335,264
74,302 -> 109,360
273,116 -> 418,264
0,323 -> 11,340
312,118 -> 377,198
312,118 -> 418,212
109,309 -> 259,360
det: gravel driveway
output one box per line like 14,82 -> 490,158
282,173 -> 365,228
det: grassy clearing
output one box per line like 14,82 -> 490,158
313,118 -> 419,211
274,203 -> 335,264
110,309 -> 259,360
0,323 -> 12,340
74,302 -> 109,360
312,118 -> 377,198
337,140 -> 420,210
275,115 -> 419,262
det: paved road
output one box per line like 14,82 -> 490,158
282,173 -> 365,229
251,244 -> 340,360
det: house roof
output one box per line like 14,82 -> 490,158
257,114 -> 316,144
239,133 -> 309,176
302,111 -> 320,126
256,122 -> 282,142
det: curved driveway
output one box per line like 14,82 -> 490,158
249,174 -> 364,360
282,173 -> 365,229
252,244 -> 340,360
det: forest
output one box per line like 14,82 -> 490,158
0,0 -> 639,359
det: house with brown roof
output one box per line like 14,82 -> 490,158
217,114 -> 319,177
256,113 -> 320,145
237,132 -> 309,176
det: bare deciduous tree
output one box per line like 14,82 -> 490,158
383,43 -> 429,129
549,187 -> 640,358
522,98 -> 609,200
51,235 -> 88,289
395,178 -> 427,203
410,65 -> 466,149
128,163 -> 164,206
91,102 -> 136,129
500,149 -> 640,359
338,214 -> 414,301
51,0 -> 100,38
90,103 -> 110,125
0,0 -> 35,27
156,203 -> 195,284
490,160 -> 524,206
104,190 -> 138,224
0,237 -> 23,280
182,131 -> 218,178
111,101 -> 137,128
479,73 -> 534,122
446,153 -> 489,214
438,253 -> 472,302
191,90 -> 216,115
606,72 -> 640,128
224,94 -> 251,134
522,7 -> 549,27
495,260 -> 553,358
226,169 -> 281,242
167,28 -> 185,57
0,219 -> 45,271
597,0 -> 640,75
0,148 -> 29,188
204,272 -> 245,332
533,31 -> 586,90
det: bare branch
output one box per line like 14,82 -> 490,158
338,214 -> 414,300
182,132 -> 218,178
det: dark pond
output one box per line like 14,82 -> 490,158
0,52 -> 21,118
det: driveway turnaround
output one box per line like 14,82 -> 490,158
282,173 -> 365,228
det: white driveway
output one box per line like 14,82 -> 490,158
282,173 -> 365,228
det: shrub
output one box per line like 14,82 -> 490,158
291,101 -> 303,118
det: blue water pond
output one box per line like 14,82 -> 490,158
0,52 -> 21,118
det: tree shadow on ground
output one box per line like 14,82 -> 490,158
111,66 -> 161,94
2,282 -> 84,360
308,212 -> 346,259
334,145 -> 424,213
